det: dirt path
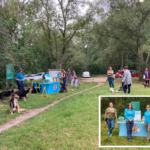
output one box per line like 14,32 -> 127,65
0,77 -> 107,133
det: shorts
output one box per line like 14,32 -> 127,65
67,78 -> 71,83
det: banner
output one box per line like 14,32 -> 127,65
6,64 -> 14,80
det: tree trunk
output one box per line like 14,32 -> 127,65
120,56 -> 123,70
60,53 -> 64,69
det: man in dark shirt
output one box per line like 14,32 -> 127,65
67,69 -> 72,86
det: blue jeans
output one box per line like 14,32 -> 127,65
107,119 -> 115,134
123,84 -> 131,94
63,78 -> 67,89
126,121 -> 134,140
108,78 -> 114,88
17,82 -> 25,91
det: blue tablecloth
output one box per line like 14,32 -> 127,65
117,122 -> 147,137
40,82 -> 61,94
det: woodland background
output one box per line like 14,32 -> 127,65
0,0 -> 150,88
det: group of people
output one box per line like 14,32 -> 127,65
105,102 -> 150,143
60,69 -> 81,93
107,66 -> 132,94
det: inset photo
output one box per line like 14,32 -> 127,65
99,96 -> 150,147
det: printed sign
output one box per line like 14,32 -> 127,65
132,125 -> 140,134
49,71 -> 61,77
131,101 -> 140,111
53,84 -> 57,91
134,111 -> 141,121
6,64 -> 14,80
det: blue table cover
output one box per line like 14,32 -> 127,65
40,82 -> 61,94
117,122 -> 147,137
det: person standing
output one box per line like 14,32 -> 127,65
107,67 -> 114,91
71,70 -> 76,86
16,68 -> 25,91
122,66 -> 132,94
67,69 -> 72,86
124,103 -> 135,142
105,102 -> 117,137
61,69 -> 67,93
144,105 -> 150,143
143,68 -> 150,88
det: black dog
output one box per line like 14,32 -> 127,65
14,88 -> 30,101
0,90 -> 14,100
59,83 -> 65,93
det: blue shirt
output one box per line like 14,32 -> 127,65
57,73 -> 60,79
44,74 -> 51,78
16,73 -> 24,83
144,110 -> 150,123
124,109 -> 135,121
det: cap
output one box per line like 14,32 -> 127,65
19,68 -> 23,70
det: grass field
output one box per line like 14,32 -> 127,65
0,84 -> 99,150
101,120 -> 148,146
96,77 -> 150,95
0,76 -> 149,149
0,81 -> 97,126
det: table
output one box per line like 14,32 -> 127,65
40,82 -> 61,94
117,122 -> 147,137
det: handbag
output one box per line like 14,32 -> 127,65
143,74 -> 145,79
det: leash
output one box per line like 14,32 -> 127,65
0,99 -> 10,105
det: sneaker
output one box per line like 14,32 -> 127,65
110,88 -> 112,91
129,139 -> 132,142
109,133 -> 112,137
107,131 -> 110,136
147,139 -> 149,143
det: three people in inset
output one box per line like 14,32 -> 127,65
124,103 -> 135,142
105,102 -> 117,137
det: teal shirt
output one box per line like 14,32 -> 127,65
124,109 -> 135,121
16,73 -> 24,83
144,110 -> 150,123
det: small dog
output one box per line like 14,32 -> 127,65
110,88 -> 114,93
10,94 -> 20,114
116,86 -> 123,92
14,88 -> 30,101
59,83 -> 65,93
0,90 -> 14,100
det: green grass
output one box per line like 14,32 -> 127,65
95,77 -> 150,95
101,121 -> 149,146
0,77 -> 149,149
0,85 -> 99,150
0,81 -> 97,126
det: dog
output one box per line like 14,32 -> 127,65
110,88 -> 114,93
10,94 -> 20,114
14,88 -> 30,101
116,86 -> 123,92
59,83 -> 65,93
0,90 -> 14,100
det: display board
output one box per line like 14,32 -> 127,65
131,101 -> 140,111
134,111 -> 141,121
6,64 -> 14,80
48,69 -> 61,78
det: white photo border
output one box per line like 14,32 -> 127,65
99,95 -> 150,148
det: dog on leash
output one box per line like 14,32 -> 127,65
10,94 -> 20,114
59,83 -> 65,93
14,88 -> 30,101
0,90 -> 14,100
116,86 -> 123,92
